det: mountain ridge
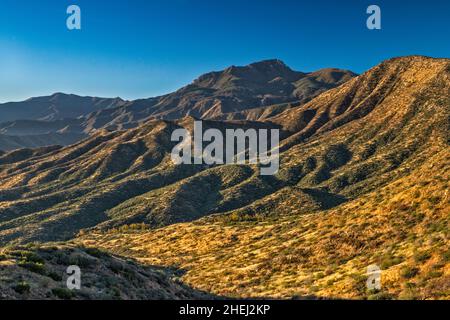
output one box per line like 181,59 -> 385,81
0,55 -> 448,299
0,60 -> 355,151
0,55 -> 447,242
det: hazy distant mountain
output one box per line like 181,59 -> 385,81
0,132 -> 86,151
0,94 -> 126,151
0,93 -> 126,122
0,119 -> 83,136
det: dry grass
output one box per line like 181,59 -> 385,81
80,147 -> 449,299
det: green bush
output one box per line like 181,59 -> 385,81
401,266 -> 420,279
48,272 -> 63,282
11,250 -> 45,264
380,254 -> 404,270
13,282 -> 31,294
84,247 -> 107,258
52,288 -> 75,300
441,249 -> 450,262
368,292 -> 394,300
414,251 -> 432,263
322,144 -> 352,170
68,254 -> 96,268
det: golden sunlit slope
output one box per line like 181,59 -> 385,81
0,244 -> 211,299
80,146 -> 449,299
0,63 -> 354,151
0,56 -> 448,247
76,56 -> 449,300
0,117 -> 282,244
0,56 -> 448,299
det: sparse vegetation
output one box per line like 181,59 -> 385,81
0,245 -> 211,299
13,282 -> 31,294
0,56 -> 449,300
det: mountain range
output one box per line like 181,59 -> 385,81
0,60 -> 355,151
0,56 -> 448,300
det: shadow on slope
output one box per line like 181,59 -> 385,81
0,244 -> 214,300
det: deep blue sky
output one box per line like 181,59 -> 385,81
0,0 -> 449,102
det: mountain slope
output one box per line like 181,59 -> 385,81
0,94 -> 125,151
0,56 -> 448,299
0,61 -> 354,151
0,93 -> 126,122
0,244 -> 211,299
0,56 -> 447,242
78,56 -> 449,299
81,146 -> 449,299
0,133 -> 86,151
0,117 -> 284,244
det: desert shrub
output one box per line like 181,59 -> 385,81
426,221 -> 447,233
309,166 -> 331,184
379,254 -> 404,269
348,273 -> 368,295
368,292 -> 394,300
18,261 -> 47,275
275,166 -> 303,185
322,144 -> 352,170
26,253 -> 45,264
54,252 -> 71,265
399,288 -> 420,300
127,223 -> 148,231
84,247 -> 107,258
427,196 -> 441,205
441,249 -> 450,262
68,254 -> 96,268
223,212 -> 256,224
413,190 -> 421,199
303,157 -> 317,172
108,260 -> 125,274
52,288 -> 75,300
424,270 -> 443,280
111,287 -> 122,299
413,250 -> 432,263
360,144 -> 377,160
329,175 -> 350,190
11,250 -> 45,264
400,266 -> 420,279
48,272 -> 63,282
13,282 -> 31,294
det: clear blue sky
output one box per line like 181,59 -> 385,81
0,0 -> 449,102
